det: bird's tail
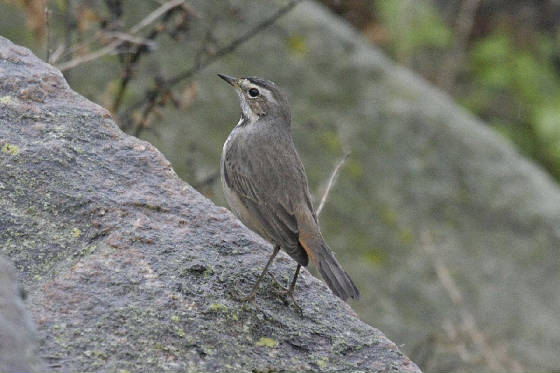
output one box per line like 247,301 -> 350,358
316,242 -> 360,301
297,209 -> 359,301
300,237 -> 360,301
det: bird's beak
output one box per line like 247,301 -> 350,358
217,73 -> 238,87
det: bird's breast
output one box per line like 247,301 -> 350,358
221,128 -> 257,229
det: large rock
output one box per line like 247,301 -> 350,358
0,37 -> 419,372
94,1 -> 558,371
0,256 -> 43,373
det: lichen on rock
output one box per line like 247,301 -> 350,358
0,36 -> 420,372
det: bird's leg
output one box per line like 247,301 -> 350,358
235,246 -> 280,302
287,264 -> 301,297
286,264 -> 302,311
271,263 -> 302,311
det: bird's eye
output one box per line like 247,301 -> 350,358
248,88 -> 260,97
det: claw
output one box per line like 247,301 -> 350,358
288,293 -> 302,313
233,286 -> 255,302
269,273 -> 288,293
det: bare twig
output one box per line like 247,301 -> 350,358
110,3 -> 189,113
103,32 -> 157,49
51,30 -> 103,64
56,39 -> 121,71
316,152 -> 350,217
56,0 -> 186,71
436,0 -> 482,92
120,0 -> 306,133
128,0 -> 185,34
193,19 -> 217,70
166,0 -> 304,87
49,44 -> 65,64
44,0 -> 50,62
63,0 -> 73,68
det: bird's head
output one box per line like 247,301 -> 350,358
218,74 -> 291,124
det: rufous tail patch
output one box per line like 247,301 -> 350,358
298,237 -> 318,267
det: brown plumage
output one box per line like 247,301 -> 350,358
219,74 -> 359,302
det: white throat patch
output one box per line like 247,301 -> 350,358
236,90 -> 258,123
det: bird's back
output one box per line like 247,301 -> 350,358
218,73 -> 359,301
221,119 -> 311,266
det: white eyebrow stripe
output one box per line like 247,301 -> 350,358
259,86 -> 276,104
242,79 -> 277,104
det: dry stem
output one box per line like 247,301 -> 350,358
316,152 -> 350,217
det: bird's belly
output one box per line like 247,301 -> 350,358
220,165 -> 269,241
222,177 -> 248,224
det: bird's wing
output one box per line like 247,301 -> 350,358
223,135 -> 312,266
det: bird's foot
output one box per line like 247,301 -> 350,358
232,284 -> 256,302
268,274 -> 302,312
269,273 -> 289,293
232,286 -> 263,312
285,291 -> 302,313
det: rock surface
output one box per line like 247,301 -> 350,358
0,36 -> 419,372
0,256 -> 43,373
115,2 -> 560,371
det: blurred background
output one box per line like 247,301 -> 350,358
2,0 -> 559,371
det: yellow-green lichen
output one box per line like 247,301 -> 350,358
176,328 -> 185,338
2,143 -> 20,155
209,303 -> 228,312
80,245 -> 96,256
0,96 -> 12,104
72,227 -> 82,238
316,357 -> 329,369
203,266 -> 214,277
256,337 -> 278,348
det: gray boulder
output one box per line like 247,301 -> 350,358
111,1 -> 559,371
0,256 -> 43,373
0,36 -> 419,372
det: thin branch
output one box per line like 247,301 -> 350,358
128,0 -> 186,34
44,0 -> 50,63
316,152 -> 350,217
436,0 -> 482,92
49,44 -> 65,63
119,0 -> 305,131
63,0 -> 73,62
56,39 -> 121,71
166,0 -> 304,87
56,0 -> 186,71
193,19 -> 217,70
103,32 -> 157,49
110,3 -> 188,113
51,30 -> 103,64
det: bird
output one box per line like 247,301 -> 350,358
218,73 -> 360,306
